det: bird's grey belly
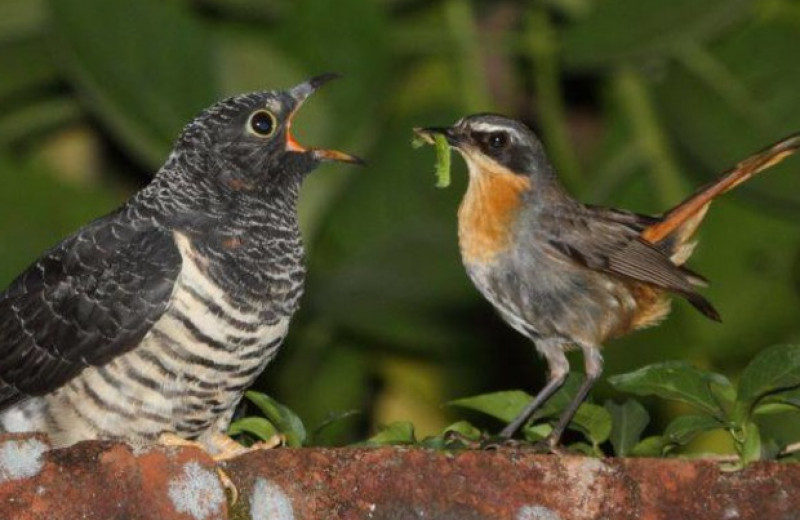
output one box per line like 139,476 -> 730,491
465,255 -> 637,347
0,252 -> 291,448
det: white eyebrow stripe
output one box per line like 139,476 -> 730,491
469,122 -> 510,133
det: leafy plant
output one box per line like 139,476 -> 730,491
229,391 -> 359,448
233,345 -> 800,467
428,345 -> 800,465
607,344 -> 800,464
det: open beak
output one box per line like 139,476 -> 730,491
286,73 -> 364,165
413,126 -> 463,148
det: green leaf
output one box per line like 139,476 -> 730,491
367,421 -> 416,446
523,423 -> 552,442
442,421 -> 483,441
761,386 -> 800,411
0,97 -> 81,147
228,417 -> 279,441
562,0 -> 753,69
739,421 -> 762,465
309,409 -> 361,442
663,414 -> 722,446
0,0 -> 46,40
570,403 -> 613,445
448,375 -> 585,428
608,361 -> 727,417
448,390 -> 533,424
532,374 -> 585,420
753,402 -> 800,416
738,344 -> 800,408
605,399 -> 650,456
0,37 -> 59,102
630,436 -> 666,457
47,0 -> 218,167
244,391 -> 307,447
656,18 -> 800,209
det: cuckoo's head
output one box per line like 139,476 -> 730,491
173,73 -> 361,194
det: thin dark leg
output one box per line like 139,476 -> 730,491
499,373 -> 567,438
499,341 -> 569,439
547,346 -> 603,447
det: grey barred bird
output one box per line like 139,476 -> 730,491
0,74 -> 360,455
416,116 -> 799,449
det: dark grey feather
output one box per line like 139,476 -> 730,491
0,215 -> 181,408
544,206 -> 720,321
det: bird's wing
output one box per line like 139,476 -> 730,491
0,215 -> 182,408
542,207 -> 720,321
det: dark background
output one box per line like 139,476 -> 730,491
1,0 -> 799,452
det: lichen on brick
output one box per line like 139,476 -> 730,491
516,505 -> 562,520
167,461 -> 225,520
250,478 -> 294,520
0,438 -> 48,483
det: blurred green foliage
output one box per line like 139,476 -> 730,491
1,0 -> 800,454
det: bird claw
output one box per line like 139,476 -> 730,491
480,436 -> 527,451
215,467 -> 239,506
529,438 -> 564,454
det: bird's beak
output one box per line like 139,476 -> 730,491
413,126 -> 463,148
285,73 -> 364,165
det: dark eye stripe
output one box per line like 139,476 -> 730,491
471,130 -> 509,151
488,132 -> 508,149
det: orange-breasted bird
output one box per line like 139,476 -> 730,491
416,115 -> 799,448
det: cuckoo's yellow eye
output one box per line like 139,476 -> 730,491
247,110 -> 277,137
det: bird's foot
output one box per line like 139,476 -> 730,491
480,434 -> 563,453
480,436 -> 526,451
157,432 -> 208,451
156,432 -> 282,505
205,431 -> 284,461
529,437 -> 565,455
204,432 -> 285,505
157,433 -> 240,504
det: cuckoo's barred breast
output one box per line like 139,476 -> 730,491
0,232 -> 297,447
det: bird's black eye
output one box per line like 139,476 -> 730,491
247,110 -> 277,137
487,132 -> 508,150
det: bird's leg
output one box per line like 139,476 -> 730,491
499,342 -> 569,439
546,345 -> 603,449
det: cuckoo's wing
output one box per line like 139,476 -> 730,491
542,207 -> 720,321
0,215 -> 182,408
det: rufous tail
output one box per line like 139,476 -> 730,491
641,133 -> 800,246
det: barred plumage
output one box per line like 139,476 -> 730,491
0,74 -> 359,454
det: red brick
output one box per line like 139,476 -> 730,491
1,434 -> 799,520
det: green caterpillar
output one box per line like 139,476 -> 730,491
412,131 -> 451,188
